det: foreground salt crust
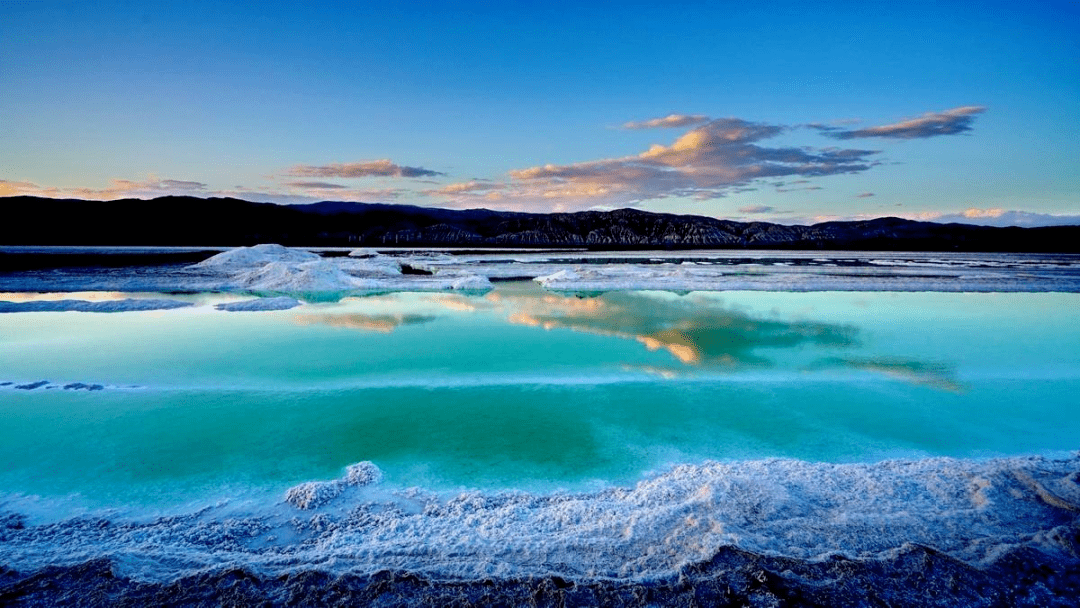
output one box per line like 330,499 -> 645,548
2,455 -> 1077,584
189,244 -> 491,292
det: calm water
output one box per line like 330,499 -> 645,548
1,283 -> 1078,512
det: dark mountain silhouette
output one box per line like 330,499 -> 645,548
2,196 -> 1078,252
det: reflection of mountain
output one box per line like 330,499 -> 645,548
4,196 -> 1079,251
486,286 -> 859,368
294,313 -> 435,333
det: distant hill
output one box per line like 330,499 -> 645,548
3,196 -> 1078,252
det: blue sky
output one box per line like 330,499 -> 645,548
2,1 -> 1078,225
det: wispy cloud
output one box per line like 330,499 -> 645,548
0,180 -> 44,197
856,192 -> 875,198
826,106 -> 986,140
802,118 -> 862,132
275,182 -> 408,201
780,207 -> 1080,228
0,176 -> 406,205
738,205 -> 776,214
429,180 -> 505,196
0,177 -> 208,200
912,207 -> 1080,228
287,159 -> 444,179
622,114 -> 710,130
155,179 -> 208,190
283,181 -> 348,190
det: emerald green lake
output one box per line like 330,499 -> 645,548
1,284 -> 1078,512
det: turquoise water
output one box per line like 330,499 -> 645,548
1,284 -> 1078,511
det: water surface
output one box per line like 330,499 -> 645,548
1,284 -> 1077,514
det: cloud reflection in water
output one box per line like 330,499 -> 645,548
426,286 -> 963,391
483,287 -> 860,369
294,313 -> 436,333
807,357 -> 964,393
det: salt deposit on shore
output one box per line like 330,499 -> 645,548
190,244 -> 492,292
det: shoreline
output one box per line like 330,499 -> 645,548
3,455 -> 1077,578
2,454 -> 1079,606
5,541 -> 1078,607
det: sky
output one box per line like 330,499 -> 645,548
1,0 -> 1078,226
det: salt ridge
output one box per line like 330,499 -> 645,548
1,455 -> 1077,584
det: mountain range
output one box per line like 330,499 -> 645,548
3,196 -> 1078,252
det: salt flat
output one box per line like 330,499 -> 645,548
1,246 -> 1078,605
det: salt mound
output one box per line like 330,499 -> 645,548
347,248 -> 381,258
344,461 -> 383,485
283,481 -> 347,510
187,244 -> 491,292
336,257 -> 404,277
399,253 -> 457,273
449,273 -> 492,290
534,269 -> 582,287
193,244 -> 320,270
284,461 -> 383,509
231,260 -> 363,291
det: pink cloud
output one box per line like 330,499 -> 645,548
286,159 -> 444,179
0,177 -> 208,200
445,118 -> 877,211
